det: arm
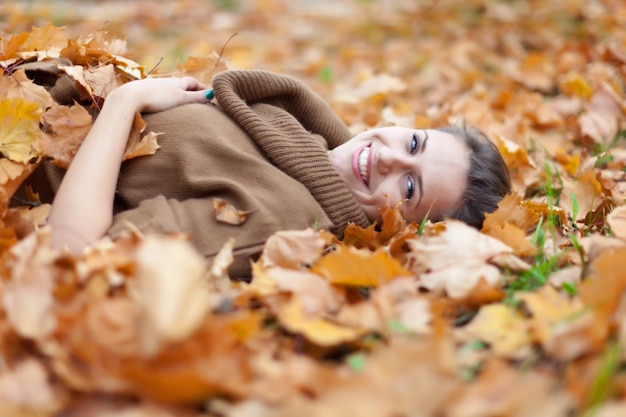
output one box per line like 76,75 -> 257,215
47,77 -> 210,253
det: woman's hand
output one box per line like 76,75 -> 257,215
108,76 -> 211,114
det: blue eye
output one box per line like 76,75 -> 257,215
410,133 -> 419,154
406,177 -> 415,200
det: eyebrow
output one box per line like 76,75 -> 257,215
421,130 -> 429,153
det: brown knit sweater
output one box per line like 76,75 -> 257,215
20,68 -> 370,277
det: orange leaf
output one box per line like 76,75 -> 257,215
35,102 -> 93,169
277,297 -> 365,346
311,245 -> 411,287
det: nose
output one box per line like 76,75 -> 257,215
377,146 -> 411,175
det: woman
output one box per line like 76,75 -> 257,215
36,70 -> 510,277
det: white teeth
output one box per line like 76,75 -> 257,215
359,146 -> 370,184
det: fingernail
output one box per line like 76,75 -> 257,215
205,89 -> 214,100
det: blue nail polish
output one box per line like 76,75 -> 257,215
205,89 -> 214,100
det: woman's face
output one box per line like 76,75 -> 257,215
329,127 -> 470,223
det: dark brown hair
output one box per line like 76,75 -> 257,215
436,124 -> 511,229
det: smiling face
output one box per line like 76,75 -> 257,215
328,126 -> 471,223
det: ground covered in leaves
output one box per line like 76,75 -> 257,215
1,0 -> 626,416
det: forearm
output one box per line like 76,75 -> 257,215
47,76 -> 209,254
48,90 -> 139,252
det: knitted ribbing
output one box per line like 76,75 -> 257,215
212,70 -> 370,234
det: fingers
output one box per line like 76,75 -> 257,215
175,76 -> 207,92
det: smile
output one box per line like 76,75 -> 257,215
352,143 -> 372,187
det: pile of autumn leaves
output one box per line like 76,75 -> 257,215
3,24 -> 626,417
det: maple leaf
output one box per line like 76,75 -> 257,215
20,24 -> 68,60
343,201 -> 407,250
123,112 -> 162,161
0,97 -> 42,162
311,244 -> 412,287
278,296 -> 365,346
33,101 -> 92,169
0,68 -> 55,110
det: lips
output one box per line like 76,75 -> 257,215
352,143 -> 372,187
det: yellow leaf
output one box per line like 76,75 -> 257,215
560,74 -> 592,99
0,98 -> 42,162
278,297 -> 364,346
460,304 -> 532,359
311,245 -> 411,287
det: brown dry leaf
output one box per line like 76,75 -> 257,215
260,228 -> 329,269
446,359 -> 573,417
0,68 -> 55,110
482,193 -> 542,233
0,158 -> 37,216
0,97 -> 42,162
123,113 -> 162,161
264,337 -> 459,416
457,304 -> 532,359
512,52 -> 556,92
607,204 -> 626,240
311,244 -> 412,287
0,31 -> 29,61
579,110 -> 618,147
0,358 -> 65,416
251,264 -> 340,315
484,222 -> 536,257
518,285 -> 605,360
2,229 -> 58,339
343,202 -> 407,250
20,23 -> 68,60
407,220 -> 512,298
83,63 -> 125,99
278,297 -> 365,346
175,54 -> 230,85
579,247 -> 626,323
133,235 -> 210,357
560,169 -> 606,222
35,102 -> 93,169
497,138 -> 537,192
124,316 -> 253,403
212,197 -> 252,226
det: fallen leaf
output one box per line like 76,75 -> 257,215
311,244 -> 412,287
457,304 -> 532,359
34,102 -> 93,169
212,197 -> 252,226
0,97 -> 42,162
260,228 -> 329,269
133,236 -> 210,357
278,297 -> 365,346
